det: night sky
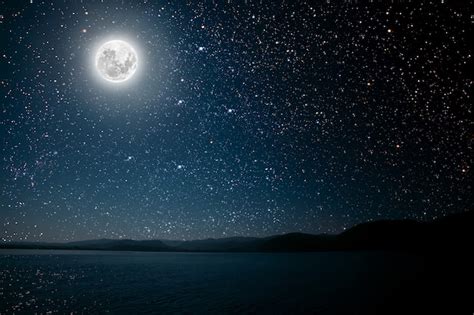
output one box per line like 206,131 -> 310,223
0,1 -> 471,242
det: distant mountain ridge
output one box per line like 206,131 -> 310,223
1,211 -> 472,252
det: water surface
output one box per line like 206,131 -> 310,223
0,250 -> 431,314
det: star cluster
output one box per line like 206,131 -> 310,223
0,1 -> 471,241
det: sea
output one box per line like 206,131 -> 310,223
0,250 -> 461,314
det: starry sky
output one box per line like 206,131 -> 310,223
0,1 -> 472,242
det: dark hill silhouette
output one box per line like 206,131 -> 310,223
338,210 -> 473,251
260,233 -> 338,252
66,239 -> 172,251
1,210 -> 472,252
175,236 -> 263,252
1,238 -> 173,252
338,219 -> 424,250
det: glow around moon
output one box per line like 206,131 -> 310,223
95,40 -> 138,83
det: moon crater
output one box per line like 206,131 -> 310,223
95,40 -> 138,83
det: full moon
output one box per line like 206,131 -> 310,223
95,40 -> 138,83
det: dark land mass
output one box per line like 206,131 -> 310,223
1,210 -> 472,253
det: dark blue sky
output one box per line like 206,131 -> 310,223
0,1 -> 471,241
